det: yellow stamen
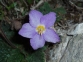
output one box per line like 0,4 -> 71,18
36,25 -> 45,35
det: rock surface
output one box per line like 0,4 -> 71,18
47,23 -> 83,62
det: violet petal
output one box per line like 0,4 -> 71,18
30,34 -> 45,50
29,10 -> 43,27
19,23 -> 36,38
43,28 -> 60,43
41,12 -> 56,28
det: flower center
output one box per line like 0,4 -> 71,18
36,25 -> 45,35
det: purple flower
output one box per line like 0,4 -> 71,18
19,10 -> 60,50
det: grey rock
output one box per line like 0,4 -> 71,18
60,34 -> 83,62
47,23 -> 83,62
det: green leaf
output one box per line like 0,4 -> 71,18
54,7 -> 66,21
0,10 -> 4,20
0,21 -> 25,62
38,2 -> 53,14
1,21 -> 15,39
35,0 -> 40,3
26,48 -> 46,62
0,40 -> 24,62
0,39 -> 11,62
56,15 -> 63,21
55,7 -> 66,15
7,2 -> 17,10
7,49 -> 24,62
27,0 -> 33,5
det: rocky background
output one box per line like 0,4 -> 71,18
47,22 -> 83,62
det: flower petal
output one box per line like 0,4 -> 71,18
30,34 -> 45,50
41,12 -> 56,28
19,23 -> 36,38
43,29 -> 60,43
29,10 -> 43,27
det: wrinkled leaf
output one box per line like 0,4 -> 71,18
39,2 -> 53,14
27,0 -> 33,5
55,7 -> 66,14
0,10 -> 4,20
7,49 -> 24,62
0,39 -> 11,62
0,22 -> 25,62
26,48 -> 45,62
54,7 -> 66,21
7,2 -> 17,10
